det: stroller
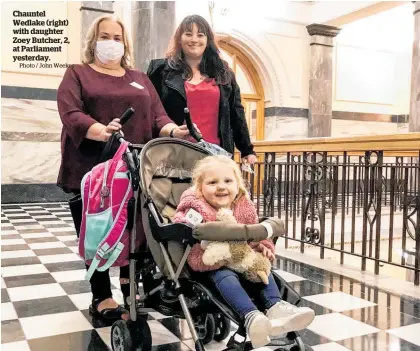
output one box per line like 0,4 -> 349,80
103,111 -> 313,351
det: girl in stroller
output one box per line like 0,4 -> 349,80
173,155 -> 315,348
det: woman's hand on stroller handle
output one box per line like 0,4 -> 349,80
192,217 -> 285,242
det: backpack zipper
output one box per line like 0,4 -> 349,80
100,162 -> 109,208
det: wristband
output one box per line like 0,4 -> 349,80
169,128 -> 176,138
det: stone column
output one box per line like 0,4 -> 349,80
80,2 -> 114,58
131,2 -> 176,71
306,24 -> 341,138
409,2 -> 420,132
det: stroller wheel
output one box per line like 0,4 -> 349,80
111,320 -> 131,351
195,313 -> 215,345
213,313 -> 231,342
111,318 -> 152,351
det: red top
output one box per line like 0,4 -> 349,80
57,64 -> 172,191
184,79 -> 220,145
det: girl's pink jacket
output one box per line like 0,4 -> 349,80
173,187 -> 275,271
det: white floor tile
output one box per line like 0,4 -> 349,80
38,253 -> 82,264
20,206 -> 43,210
97,326 -> 112,349
1,302 -> 18,321
306,313 -> 379,341
1,250 -> 35,259
51,269 -> 87,283
57,235 -> 77,242
387,323 -> 420,347
1,230 -> 19,235
25,210 -> 49,214
111,289 -> 125,305
1,239 -> 26,246
52,212 -> 71,216
1,223 -> 15,227
303,291 -> 376,312
273,269 -> 307,282
20,232 -> 54,239
69,246 -> 79,253
20,311 -> 93,339
1,264 -> 48,277
48,228 -> 75,233
8,283 -> 66,302
4,213 -> 28,217
110,276 -> 121,289
31,215 -> 57,219
312,343 -> 351,351
1,341 -> 31,351
9,219 -> 37,224
39,220 -> 68,225
14,225 -> 44,230
68,292 -> 92,310
28,241 -> 66,249
148,320 -> 180,345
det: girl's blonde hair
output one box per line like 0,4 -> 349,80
192,155 -> 249,201
82,15 -> 134,69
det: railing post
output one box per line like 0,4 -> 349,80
374,151 -> 384,275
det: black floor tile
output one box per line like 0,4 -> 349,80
13,296 -> 78,318
0,234 -> 22,240
290,279 -> 332,297
1,319 -> 25,344
45,261 -> 86,272
152,342 -> 191,351
4,273 -> 56,288
60,280 -> 92,295
42,223 -> 73,229
28,330 -> 109,351
1,248 -> 29,257
24,237 -> 59,244
17,229 -> 51,235
33,247 -> 73,256
1,289 -> 11,303
298,328 -> 332,346
159,318 -> 191,341
1,256 -> 41,267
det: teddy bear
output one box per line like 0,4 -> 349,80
201,208 -> 272,284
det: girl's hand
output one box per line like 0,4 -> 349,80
258,243 -> 275,262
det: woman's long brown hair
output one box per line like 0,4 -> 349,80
166,15 -> 231,85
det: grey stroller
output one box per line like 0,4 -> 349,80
106,112 -> 313,351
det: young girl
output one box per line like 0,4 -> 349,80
173,156 -> 314,348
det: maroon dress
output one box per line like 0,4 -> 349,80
57,64 -> 173,247
57,64 -> 173,192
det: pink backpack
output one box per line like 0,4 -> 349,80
79,141 -> 133,280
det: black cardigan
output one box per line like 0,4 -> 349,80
147,59 -> 255,157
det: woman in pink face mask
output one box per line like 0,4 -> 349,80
56,15 -> 194,324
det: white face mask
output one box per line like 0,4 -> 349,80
95,40 -> 124,64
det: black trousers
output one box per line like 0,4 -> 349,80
86,264 -> 130,302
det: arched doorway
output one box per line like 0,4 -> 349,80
218,40 -> 265,141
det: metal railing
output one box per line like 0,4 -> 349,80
239,133 -> 420,285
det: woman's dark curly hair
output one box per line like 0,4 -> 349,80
166,15 -> 232,85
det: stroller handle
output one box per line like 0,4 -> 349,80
184,108 -> 203,142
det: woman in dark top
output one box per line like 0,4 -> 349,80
147,14 -> 257,165
57,14 -> 193,323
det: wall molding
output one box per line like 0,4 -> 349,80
1,184 -> 71,204
264,106 -> 409,123
2,86 -> 57,101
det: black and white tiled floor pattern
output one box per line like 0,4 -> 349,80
2,202 -> 420,351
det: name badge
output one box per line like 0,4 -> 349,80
185,209 -> 203,225
130,82 -> 144,90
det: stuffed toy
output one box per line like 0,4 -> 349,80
201,208 -> 272,284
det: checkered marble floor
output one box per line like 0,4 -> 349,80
2,203 -> 420,351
